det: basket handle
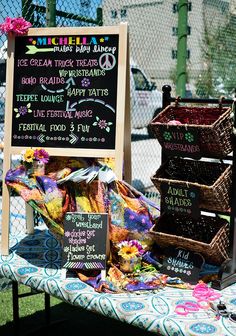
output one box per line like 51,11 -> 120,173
219,96 -> 225,110
175,96 -> 181,107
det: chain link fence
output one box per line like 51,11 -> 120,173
0,0 -> 235,236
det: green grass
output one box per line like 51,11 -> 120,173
0,284 -> 63,326
0,283 -> 155,336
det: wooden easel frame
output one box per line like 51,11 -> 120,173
1,23 -> 131,255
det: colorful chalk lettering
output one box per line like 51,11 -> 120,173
161,183 -> 200,219
162,247 -> 205,284
12,34 -> 119,149
160,125 -> 201,159
62,212 -> 108,270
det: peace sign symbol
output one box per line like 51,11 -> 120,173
99,53 -> 116,70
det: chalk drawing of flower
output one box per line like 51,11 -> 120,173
64,231 -> 71,237
98,120 -> 108,129
81,77 -> 90,87
163,131 -> 172,141
14,103 -> 32,118
93,116 -> 113,132
185,132 -> 194,142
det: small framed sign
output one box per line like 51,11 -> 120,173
161,247 -> 205,284
159,125 -> 201,159
160,182 -> 200,219
62,212 -> 109,270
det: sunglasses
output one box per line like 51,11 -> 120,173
210,301 -> 236,322
229,313 -> 236,323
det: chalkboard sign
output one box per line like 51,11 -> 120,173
159,125 -> 201,159
161,247 -> 205,284
12,33 -> 119,150
62,212 -> 108,270
1,25 -> 130,255
161,182 -> 200,219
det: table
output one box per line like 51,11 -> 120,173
1,229 -> 236,336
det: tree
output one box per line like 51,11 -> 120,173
196,11 -> 236,98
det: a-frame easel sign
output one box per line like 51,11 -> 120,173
1,23 -> 131,255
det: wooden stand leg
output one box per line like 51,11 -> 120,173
25,203 -> 34,234
1,184 -> 11,255
101,270 -> 106,281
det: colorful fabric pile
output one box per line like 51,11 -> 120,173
5,157 -> 217,293
6,157 -> 159,243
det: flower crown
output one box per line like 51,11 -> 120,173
21,148 -> 49,165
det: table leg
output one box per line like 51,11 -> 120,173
12,281 -> 20,336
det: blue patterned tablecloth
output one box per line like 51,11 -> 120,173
1,228 -> 236,336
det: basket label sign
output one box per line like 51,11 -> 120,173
161,247 -> 205,284
159,125 -> 201,159
62,212 -> 108,270
161,183 -> 200,219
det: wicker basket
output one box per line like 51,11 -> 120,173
149,105 -> 233,158
151,157 -> 232,212
150,213 -> 229,264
